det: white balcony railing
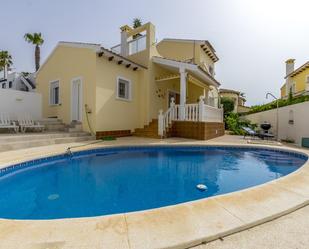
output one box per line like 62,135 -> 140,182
110,35 -> 147,56
111,44 -> 121,54
128,35 -> 146,55
158,96 -> 223,137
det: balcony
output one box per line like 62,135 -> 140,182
110,35 -> 146,56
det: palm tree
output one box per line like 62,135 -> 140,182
132,18 -> 142,39
133,18 -> 142,29
0,50 -> 13,79
24,32 -> 44,71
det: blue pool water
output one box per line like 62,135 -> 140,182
0,146 -> 307,220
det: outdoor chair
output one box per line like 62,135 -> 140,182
242,126 -> 259,139
18,114 -> 44,133
0,114 -> 19,133
242,126 -> 275,140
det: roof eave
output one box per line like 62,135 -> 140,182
98,48 -> 147,70
152,56 -> 220,87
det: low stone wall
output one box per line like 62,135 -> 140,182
171,121 -> 224,140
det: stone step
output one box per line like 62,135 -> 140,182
0,135 -> 95,152
0,132 -> 91,143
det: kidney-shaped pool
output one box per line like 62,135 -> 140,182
0,146 -> 307,219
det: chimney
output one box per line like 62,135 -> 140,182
119,25 -> 131,56
285,59 -> 295,76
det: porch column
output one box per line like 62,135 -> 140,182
179,67 -> 187,120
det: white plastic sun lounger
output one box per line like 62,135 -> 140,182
0,114 -> 19,133
18,114 -> 44,133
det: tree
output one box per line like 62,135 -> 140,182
288,87 -> 293,103
0,50 -> 13,79
24,32 -> 44,71
132,18 -> 142,39
221,97 -> 235,115
133,18 -> 142,29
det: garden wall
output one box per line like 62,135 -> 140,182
0,89 -> 42,120
245,101 -> 309,145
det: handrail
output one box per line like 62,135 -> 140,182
158,96 -> 224,137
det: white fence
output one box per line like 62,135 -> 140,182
158,96 -> 223,136
245,101 -> 309,145
0,89 -> 42,120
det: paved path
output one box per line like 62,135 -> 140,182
192,205 -> 309,249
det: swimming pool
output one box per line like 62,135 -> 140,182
0,146 -> 307,220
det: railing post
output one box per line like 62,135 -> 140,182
179,67 -> 187,120
198,96 -> 205,122
158,109 -> 164,137
220,104 -> 224,122
170,97 -> 175,120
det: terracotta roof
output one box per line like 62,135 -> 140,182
285,61 -> 309,78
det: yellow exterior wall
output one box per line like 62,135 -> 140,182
281,83 -> 286,98
187,82 -> 204,103
198,47 -> 215,71
36,45 -> 97,132
95,57 -> 143,132
157,41 -> 195,62
280,67 -> 309,98
156,41 -> 214,70
291,67 -> 309,93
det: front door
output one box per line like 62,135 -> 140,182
168,91 -> 180,107
71,78 -> 82,122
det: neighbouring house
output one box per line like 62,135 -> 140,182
36,22 -> 224,140
280,59 -> 309,99
219,88 -> 250,113
0,72 -> 36,92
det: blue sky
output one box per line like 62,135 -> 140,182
1,0 -> 308,105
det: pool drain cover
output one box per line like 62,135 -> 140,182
48,194 -> 60,200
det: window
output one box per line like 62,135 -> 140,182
116,77 -> 131,100
306,76 -> 309,83
49,80 -> 60,105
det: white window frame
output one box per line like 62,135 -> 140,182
49,80 -> 60,106
116,76 -> 132,101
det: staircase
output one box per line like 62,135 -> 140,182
0,118 -> 95,152
133,119 -> 172,139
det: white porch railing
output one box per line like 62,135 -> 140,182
158,96 -> 223,137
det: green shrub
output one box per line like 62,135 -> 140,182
225,113 -> 256,135
249,95 -> 309,114
221,97 -> 235,115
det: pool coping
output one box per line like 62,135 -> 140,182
0,141 -> 308,249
